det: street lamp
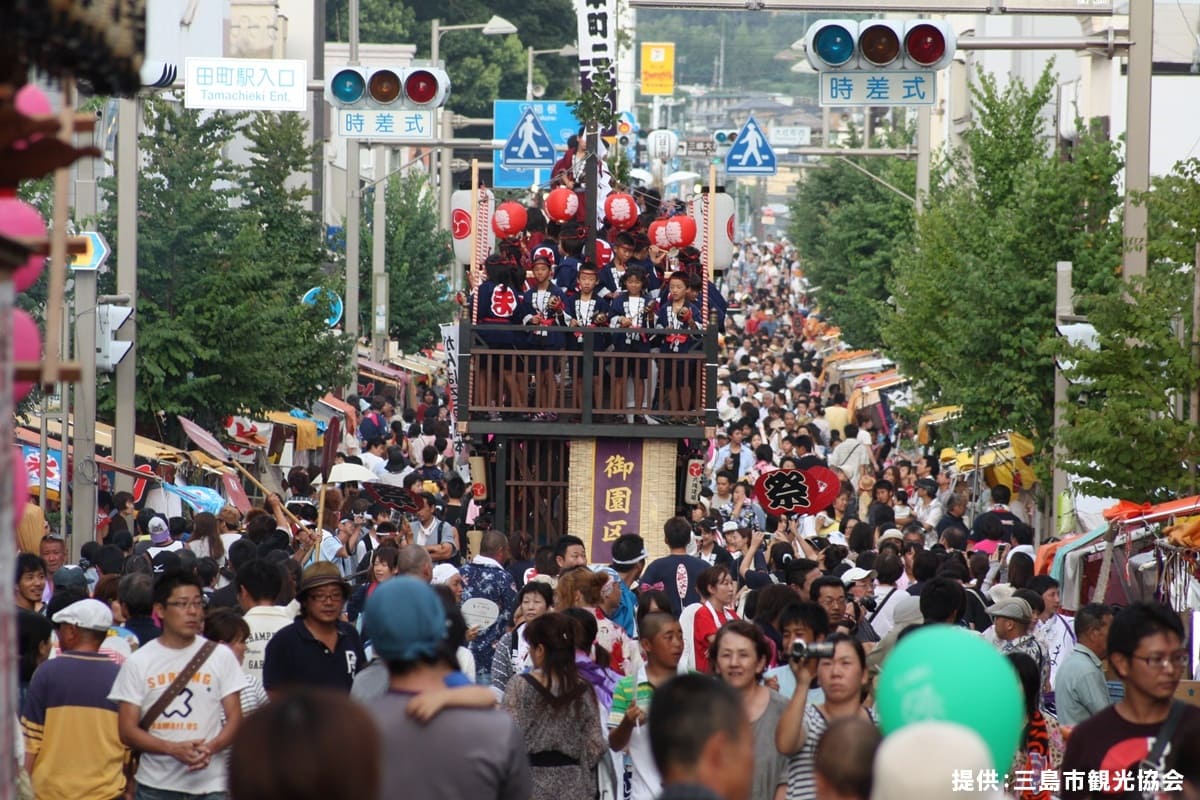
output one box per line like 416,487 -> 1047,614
429,15 -> 519,233
526,44 -> 579,101
430,15 -> 518,66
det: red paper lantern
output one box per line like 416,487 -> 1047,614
545,187 -> 579,223
604,192 -> 639,229
0,198 -> 47,292
648,219 -> 671,250
595,239 -> 613,265
666,215 -> 697,247
492,202 -> 528,238
13,85 -> 51,151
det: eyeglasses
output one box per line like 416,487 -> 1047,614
164,599 -> 205,610
308,591 -> 345,604
1130,652 -> 1189,671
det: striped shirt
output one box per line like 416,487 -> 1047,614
21,651 -> 126,800
785,704 -> 878,800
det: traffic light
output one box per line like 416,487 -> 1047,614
325,66 -> 451,109
712,129 -> 738,147
617,117 -> 634,148
804,19 -> 955,71
96,303 -> 133,372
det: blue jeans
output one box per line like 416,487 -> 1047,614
135,786 -> 224,800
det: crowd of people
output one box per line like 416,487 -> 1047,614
11,232 -> 1200,800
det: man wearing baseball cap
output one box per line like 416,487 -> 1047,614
262,561 -> 365,696
988,597 -> 1047,688
21,599 -> 126,800
367,577 -> 532,799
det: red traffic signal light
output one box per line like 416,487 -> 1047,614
905,24 -> 949,67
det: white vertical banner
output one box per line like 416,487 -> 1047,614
440,322 -> 465,458
575,0 -> 617,127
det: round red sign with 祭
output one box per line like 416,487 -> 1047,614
595,239 -> 613,265
754,466 -> 841,517
452,208 -> 471,240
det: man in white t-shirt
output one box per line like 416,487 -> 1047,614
360,438 -> 389,478
236,560 -> 294,685
108,571 -> 246,797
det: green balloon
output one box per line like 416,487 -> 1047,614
876,624 -> 1025,771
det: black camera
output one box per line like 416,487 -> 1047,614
790,639 -> 836,661
858,596 -> 877,613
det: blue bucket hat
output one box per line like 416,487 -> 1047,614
363,577 -> 447,662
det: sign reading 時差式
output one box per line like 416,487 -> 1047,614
819,70 -> 936,107
185,58 -> 308,111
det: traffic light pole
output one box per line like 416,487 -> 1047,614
371,144 -> 389,363
113,98 -> 137,493
72,120 -> 98,556
345,0 -> 361,389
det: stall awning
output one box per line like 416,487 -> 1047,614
265,411 -> 320,451
918,406 -> 962,445
18,414 -> 190,463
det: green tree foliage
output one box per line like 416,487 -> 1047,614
98,97 -> 353,432
788,127 -> 915,349
359,171 -> 454,351
326,0 -> 416,43
1055,268 -> 1200,501
879,66 -> 1123,449
1054,158 -> 1200,501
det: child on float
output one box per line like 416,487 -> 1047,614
516,254 -> 571,421
608,264 -> 655,421
567,261 -> 611,411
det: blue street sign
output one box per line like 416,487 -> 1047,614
72,231 -> 110,271
725,116 -> 777,176
493,100 -> 580,189
502,107 -> 557,169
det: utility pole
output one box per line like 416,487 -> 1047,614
371,144 -> 389,363
1051,261 -> 1073,547
312,0 -> 327,220
113,98 -> 137,490
439,112 -> 454,237
344,0 -> 361,387
1122,0 -> 1153,279
72,108 -> 98,558
915,106 -> 930,213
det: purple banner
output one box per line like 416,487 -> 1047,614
590,439 -> 643,563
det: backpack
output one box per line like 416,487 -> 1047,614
358,411 -> 385,442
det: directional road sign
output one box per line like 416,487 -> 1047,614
492,100 -> 580,189
72,231 -> 110,271
725,116 -> 777,176
502,107 -> 557,170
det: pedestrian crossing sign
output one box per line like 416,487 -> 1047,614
725,115 -> 777,176
502,107 -> 557,169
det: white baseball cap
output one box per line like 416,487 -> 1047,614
841,567 -> 877,585
51,598 -> 113,632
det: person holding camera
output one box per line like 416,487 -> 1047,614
775,633 -> 877,800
